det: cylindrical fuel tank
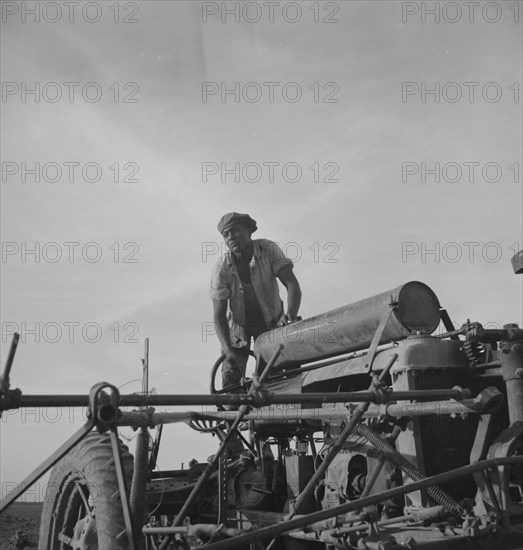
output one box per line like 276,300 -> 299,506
254,281 -> 441,368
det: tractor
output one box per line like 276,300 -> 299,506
1,251 -> 522,550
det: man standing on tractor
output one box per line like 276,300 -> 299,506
210,212 -> 302,391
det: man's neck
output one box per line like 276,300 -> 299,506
234,241 -> 254,263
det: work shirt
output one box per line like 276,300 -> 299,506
210,239 -> 293,346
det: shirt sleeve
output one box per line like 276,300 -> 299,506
265,240 -> 294,277
209,258 -> 231,301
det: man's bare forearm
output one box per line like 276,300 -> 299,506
214,314 -> 234,352
286,281 -> 302,320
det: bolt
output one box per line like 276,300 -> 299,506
515,369 -> 523,379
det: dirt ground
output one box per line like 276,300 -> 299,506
0,502 -> 42,550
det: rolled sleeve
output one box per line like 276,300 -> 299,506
267,241 -> 294,276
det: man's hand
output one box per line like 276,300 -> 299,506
278,313 -> 302,327
276,266 -> 302,327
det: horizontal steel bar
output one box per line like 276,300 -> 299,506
8,388 -> 470,409
119,388 -> 500,427
143,524 -> 242,539
202,456 -> 523,550
145,398 -> 483,425
143,527 -> 190,535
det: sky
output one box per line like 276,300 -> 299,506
0,0 -> 522,499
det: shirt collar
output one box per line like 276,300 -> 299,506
226,239 -> 260,267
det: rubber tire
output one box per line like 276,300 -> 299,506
38,431 -> 134,550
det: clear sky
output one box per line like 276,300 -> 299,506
1,1 -> 522,498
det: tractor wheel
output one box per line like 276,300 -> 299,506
38,432 -> 134,550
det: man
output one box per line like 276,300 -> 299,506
210,212 -> 302,390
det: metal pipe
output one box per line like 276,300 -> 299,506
325,506 -> 446,537
130,428 -> 149,543
329,512 -> 432,536
8,387 -> 469,409
0,332 -> 19,392
261,344 -> 397,383
254,281 -> 441,368
143,524 -> 241,538
129,337 -> 150,541
134,391 -> 491,428
201,456 -> 523,550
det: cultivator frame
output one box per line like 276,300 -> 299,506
1,274 -> 523,549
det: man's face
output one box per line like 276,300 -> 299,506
221,223 -> 252,255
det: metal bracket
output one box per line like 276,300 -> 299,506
365,302 -> 397,373
440,308 -> 459,340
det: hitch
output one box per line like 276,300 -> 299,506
88,381 -> 121,431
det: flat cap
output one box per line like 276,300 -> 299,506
217,212 -> 257,234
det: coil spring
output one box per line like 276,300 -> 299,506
462,340 -> 487,367
358,423 -> 464,515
